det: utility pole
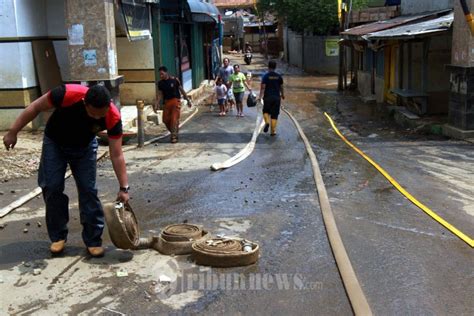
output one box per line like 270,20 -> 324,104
338,0 -> 345,91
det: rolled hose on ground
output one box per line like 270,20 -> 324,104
104,203 -> 211,254
151,224 -> 211,255
104,202 -> 149,250
192,238 -> 260,267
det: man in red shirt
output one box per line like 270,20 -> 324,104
3,84 -> 130,257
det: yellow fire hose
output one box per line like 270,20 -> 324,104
324,112 -> 474,248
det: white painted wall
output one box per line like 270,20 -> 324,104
0,42 -> 37,88
0,0 -> 18,37
14,0 -> 48,37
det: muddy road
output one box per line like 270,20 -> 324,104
0,54 -> 473,315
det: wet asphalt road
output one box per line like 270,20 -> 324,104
0,104 -> 351,315
1,55 -> 473,315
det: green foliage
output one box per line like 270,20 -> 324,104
257,0 -> 339,35
351,0 -> 369,9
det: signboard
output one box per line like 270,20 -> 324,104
83,49 -> 97,66
68,24 -> 84,45
325,39 -> 339,57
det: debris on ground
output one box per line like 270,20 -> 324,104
159,275 -> 171,283
1,133 -> 42,181
33,269 -> 41,275
116,269 -> 128,277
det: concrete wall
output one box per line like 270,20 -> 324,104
288,31 -> 303,68
116,37 -> 156,104
46,0 -> 67,37
358,71 -> 385,103
401,0 -> 453,15
451,0 -> 474,67
287,29 -> 338,75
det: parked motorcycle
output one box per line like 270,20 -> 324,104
244,52 -> 252,65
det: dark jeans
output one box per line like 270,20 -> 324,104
38,136 -> 104,247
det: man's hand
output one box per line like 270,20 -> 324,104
3,131 -> 17,151
281,95 -> 285,100
117,191 -> 130,203
153,100 -> 160,113
187,99 -> 193,108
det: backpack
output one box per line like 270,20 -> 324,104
247,93 -> 257,108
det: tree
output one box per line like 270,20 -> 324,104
257,0 -> 339,35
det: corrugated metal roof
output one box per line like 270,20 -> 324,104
214,0 -> 256,8
363,12 -> 453,40
188,0 -> 220,23
341,11 -> 445,37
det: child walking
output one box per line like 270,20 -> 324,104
215,77 -> 228,116
227,88 -> 235,112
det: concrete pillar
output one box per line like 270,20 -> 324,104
65,0 -> 123,107
445,0 -> 474,138
65,0 -> 118,80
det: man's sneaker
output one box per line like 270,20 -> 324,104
87,246 -> 105,258
50,240 -> 65,254
263,123 -> 269,133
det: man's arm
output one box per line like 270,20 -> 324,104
280,84 -> 285,100
108,137 -> 130,203
258,83 -> 266,101
178,85 -> 192,107
153,90 -> 163,113
244,79 -> 252,92
3,93 -> 53,150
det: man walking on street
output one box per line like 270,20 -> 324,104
258,60 -> 284,136
154,66 -> 193,143
3,84 -> 130,257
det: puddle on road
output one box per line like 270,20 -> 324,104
216,218 -> 252,235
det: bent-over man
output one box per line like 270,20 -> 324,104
3,84 -> 130,257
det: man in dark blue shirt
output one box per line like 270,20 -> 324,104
258,60 -> 285,136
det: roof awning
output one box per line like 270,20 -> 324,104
187,0 -> 220,23
363,12 -> 453,40
341,9 -> 451,39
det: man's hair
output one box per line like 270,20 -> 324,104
85,85 -> 111,109
268,60 -> 277,70
223,57 -> 230,63
159,66 -> 168,72
233,64 -> 240,69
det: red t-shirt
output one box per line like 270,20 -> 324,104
45,84 -> 122,147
